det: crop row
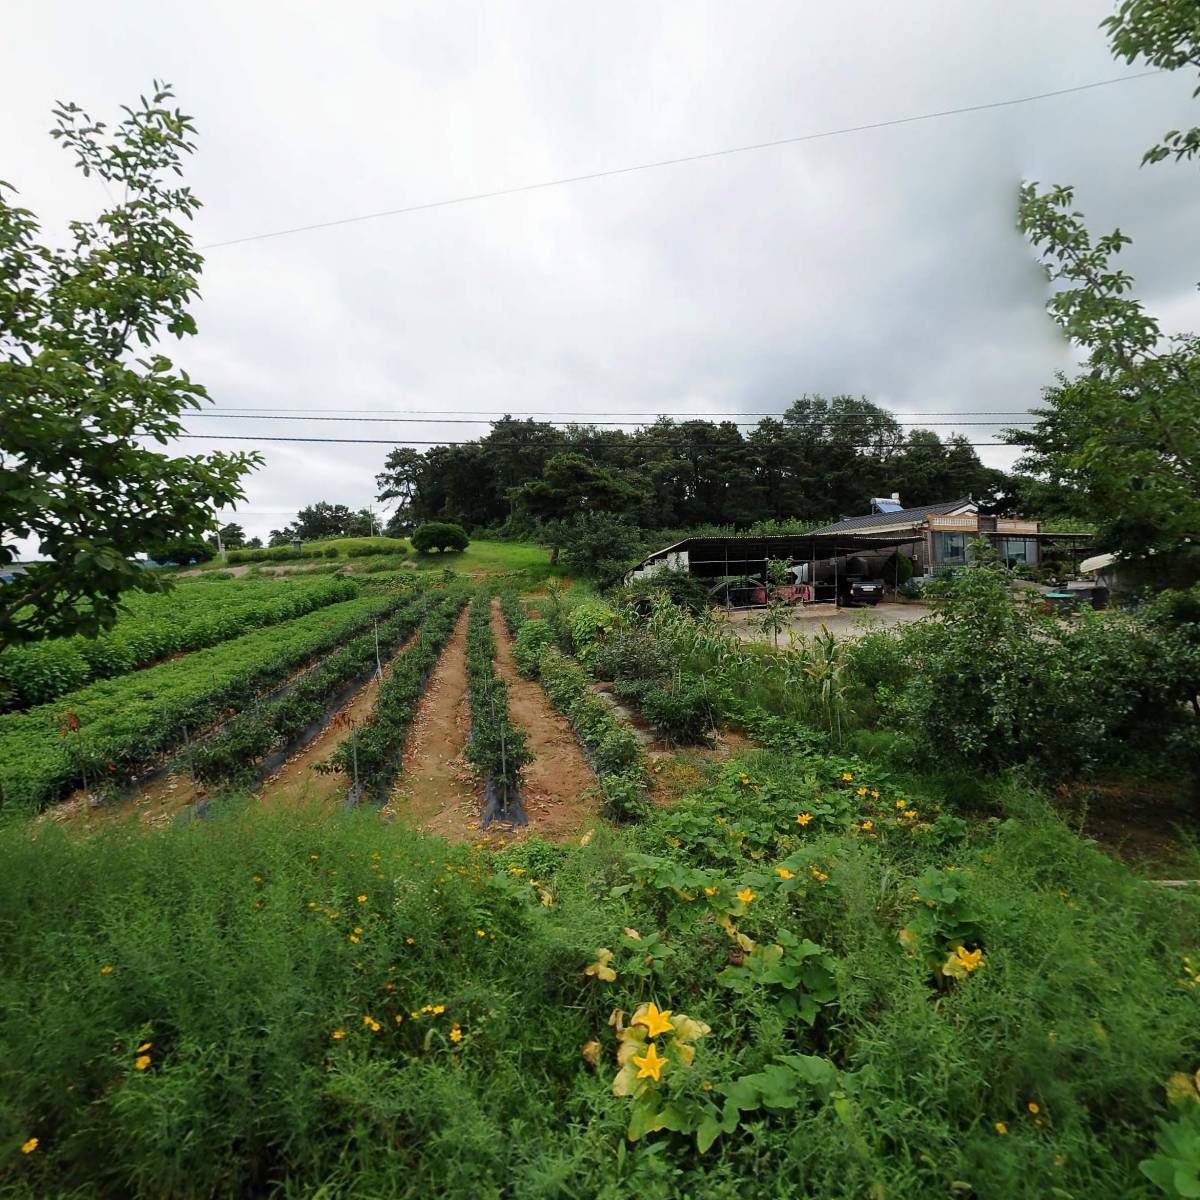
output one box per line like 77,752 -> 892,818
0,591 -> 410,812
499,592 -> 646,819
0,576 -> 358,711
463,593 -> 531,820
187,587 -> 441,785
327,588 -> 471,800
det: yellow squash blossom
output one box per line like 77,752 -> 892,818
100,965 -> 114,975
861,820 -> 873,831
135,1055 -> 151,1071
633,1003 -> 675,1038
995,1122 -> 1008,1135
450,1025 -> 463,1043
633,1041 -> 667,1083
736,887 -> 756,904
841,772 -> 853,781
704,886 -> 719,896
1028,1101 -> 1040,1115
857,787 -> 867,797
584,948 -> 617,983
331,1030 -> 346,1040
796,813 -> 813,826
137,1042 -> 152,1053
21,1137 -> 38,1154
775,867 -> 795,879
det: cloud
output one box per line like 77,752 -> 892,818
4,0 -> 1198,544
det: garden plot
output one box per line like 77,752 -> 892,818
488,600 -> 597,840
384,607 -> 478,840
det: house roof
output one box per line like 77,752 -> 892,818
805,498 -> 975,536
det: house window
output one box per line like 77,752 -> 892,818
998,537 -> 1037,566
937,532 -> 969,562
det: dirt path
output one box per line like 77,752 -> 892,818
252,637 -> 414,809
489,601 -> 597,840
383,608 -> 481,840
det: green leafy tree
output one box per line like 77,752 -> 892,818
0,84 -> 259,644
411,521 -> 469,553
558,511 -> 643,583
1103,0 -> 1200,164
1010,5 -> 1200,570
510,452 -> 649,564
207,522 -> 245,549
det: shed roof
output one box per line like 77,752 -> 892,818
806,498 -> 974,536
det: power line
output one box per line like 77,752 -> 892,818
176,433 -> 1015,448
212,406 -> 1037,417
188,412 -> 1037,428
200,71 -> 1160,249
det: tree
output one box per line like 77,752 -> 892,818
207,522 -> 245,549
245,536 -> 263,549
411,522 -> 470,553
510,452 -> 649,564
1103,0 -> 1200,165
558,512 -> 643,584
0,84 -> 259,644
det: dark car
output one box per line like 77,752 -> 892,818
847,577 -> 885,607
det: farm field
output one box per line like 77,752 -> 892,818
0,567 -> 1197,1200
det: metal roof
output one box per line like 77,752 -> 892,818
629,530 -> 922,579
806,498 -> 974,536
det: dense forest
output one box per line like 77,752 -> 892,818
373,395 -> 1019,535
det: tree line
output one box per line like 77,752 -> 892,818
373,395 -> 1016,538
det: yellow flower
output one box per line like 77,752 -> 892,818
100,965 -> 114,975
137,1041 -> 152,1053
633,1003 -> 675,1038
405,936 -> 415,945
363,1015 -> 381,1031
357,895 -> 367,903
995,1121 -> 1008,1135
841,772 -> 853,781
871,789 -> 880,799
21,1137 -> 38,1154
736,887 -> 755,904
953,944 -> 985,973
704,886 -> 719,896
331,1030 -> 346,1039
395,1014 -> 404,1023
633,1041 -> 667,1083
476,929 -> 486,938
431,1004 -> 445,1015
796,813 -> 813,826
135,1055 -> 151,1071
895,799 -> 906,808
309,854 -> 319,860
349,935 -> 359,944
857,787 -> 867,797
584,948 -> 617,983
775,867 -> 795,879
252,874 -> 263,883
508,866 -> 526,875
810,868 -> 829,882
450,1025 -> 463,1043
1028,1101 -> 1040,1115
861,820 -> 873,831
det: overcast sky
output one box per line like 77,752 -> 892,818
4,0 -> 1198,543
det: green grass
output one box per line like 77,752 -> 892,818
1,749 -> 1196,1197
405,538 -> 564,581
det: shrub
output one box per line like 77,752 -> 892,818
324,546 -> 339,559
567,601 -> 617,663
512,619 -> 555,677
616,676 -> 715,744
412,523 -> 469,554
622,567 -> 712,614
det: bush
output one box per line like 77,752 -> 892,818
615,676 -> 715,744
412,523 -> 469,554
622,567 -> 712,614
324,546 -> 339,559
558,511 -> 642,583
145,539 -> 213,565
567,601 -> 617,664
512,619 -> 555,677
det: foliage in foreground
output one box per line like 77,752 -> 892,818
0,84 -> 259,646
0,756 -> 1196,1198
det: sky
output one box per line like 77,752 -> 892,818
4,0 -> 1198,545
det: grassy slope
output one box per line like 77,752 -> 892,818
1,750 -> 1196,1199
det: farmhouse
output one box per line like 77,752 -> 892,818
628,497 -> 1092,605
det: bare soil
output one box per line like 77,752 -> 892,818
252,637 -> 415,809
384,608 -> 481,840
724,600 -> 930,642
488,601 -> 598,840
